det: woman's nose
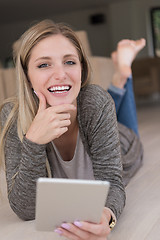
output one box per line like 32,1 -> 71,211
53,65 -> 66,81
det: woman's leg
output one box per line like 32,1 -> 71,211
109,76 -> 139,135
108,38 -> 146,136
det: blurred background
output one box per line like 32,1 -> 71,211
0,0 -> 159,61
0,0 -> 160,103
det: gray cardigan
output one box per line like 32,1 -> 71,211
0,84 -> 126,221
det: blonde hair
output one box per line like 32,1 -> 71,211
0,19 -> 91,172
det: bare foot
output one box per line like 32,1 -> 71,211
111,38 -> 146,88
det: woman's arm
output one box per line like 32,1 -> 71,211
78,84 -> 126,220
2,95 -> 76,220
1,104 -> 47,220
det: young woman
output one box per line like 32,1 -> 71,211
0,19 -> 144,240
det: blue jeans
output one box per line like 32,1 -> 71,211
108,76 -> 139,136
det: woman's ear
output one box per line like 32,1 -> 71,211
33,89 -> 38,96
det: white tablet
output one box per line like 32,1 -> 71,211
35,178 -> 110,231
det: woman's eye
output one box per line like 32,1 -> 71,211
65,61 -> 76,65
38,63 -> 49,68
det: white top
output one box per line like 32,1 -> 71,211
48,132 -> 95,180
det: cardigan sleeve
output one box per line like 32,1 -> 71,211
77,84 -> 126,220
0,103 -> 47,220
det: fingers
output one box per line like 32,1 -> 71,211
54,213 -> 111,240
37,92 -> 47,112
51,103 -> 76,114
37,91 -> 76,113
55,222 -> 109,240
55,223 -> 91,240
52,125 -> 69,140
54,119 -> 71,133
73,219 -> 110,236
26,92 -> 76,144
71,209 -> 111,237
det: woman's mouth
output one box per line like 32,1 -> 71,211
48,85 -> 71,94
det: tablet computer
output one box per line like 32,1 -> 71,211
35,178 -> 110,231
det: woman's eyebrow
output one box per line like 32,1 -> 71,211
63,54 -> 79,59
34,54 -> 79,63
35,56 -> 51,62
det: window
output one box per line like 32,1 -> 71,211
151,7 -> 160,57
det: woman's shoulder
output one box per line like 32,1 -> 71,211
0,100 -> 17,126
0,101 -> 14,115
77,84 -> 116,127
79,83 -> 109,97
78,84 -> 114,108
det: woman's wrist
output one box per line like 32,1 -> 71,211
104,207 -> 117,230
23,134 -> 46,151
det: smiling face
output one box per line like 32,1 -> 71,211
27,34 -> 82,106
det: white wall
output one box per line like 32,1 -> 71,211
107,0 -> 134,51
108,0 -> 160,57
48,7 -> 110,57
0,7 -> 110,63
0,0 -> 160,64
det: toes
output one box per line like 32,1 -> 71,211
111,51 -> 118,64
136,38 -> 146,49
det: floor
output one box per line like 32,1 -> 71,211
109,100 -> 160,240
0,101 -> 160,240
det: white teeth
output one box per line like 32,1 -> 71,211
48,86 -> 70,92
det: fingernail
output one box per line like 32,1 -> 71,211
61,223 -> 70,230
74,221 -> 82,227
54,229 -> 63,235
